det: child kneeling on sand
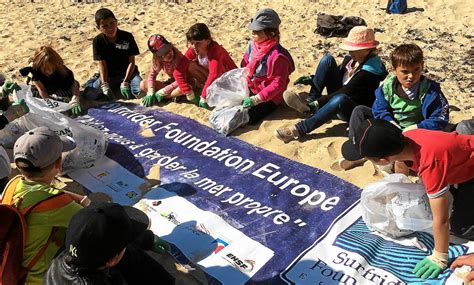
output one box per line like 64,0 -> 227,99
342,118 -> 474,280
84,8 -> 141,100
20,46 -> 82,115
173,23 -> 237,108
141,34 -> 185,107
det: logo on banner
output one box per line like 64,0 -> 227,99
213,238 -> 229,254
223,253 -> 256,272
161,212 -> 181,225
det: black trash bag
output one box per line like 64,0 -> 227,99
315,13 -> 367,38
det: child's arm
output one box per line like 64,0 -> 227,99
32,80 -> 50,99
97,60 -> 108,84
429,193 -> 450,254
372,86 -> 396,123
417,84 -> 449,130
147,64 -> 160,93
123,55 -> 136,83
255,56 -> 291,103
173,58 -> 193,95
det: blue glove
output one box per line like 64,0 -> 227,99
413,251 -> 448,280
242,97 -> 254,108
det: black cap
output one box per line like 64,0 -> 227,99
341,119 -> 405,161
65,202 -> 149,269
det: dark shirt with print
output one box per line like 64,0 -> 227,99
92,29 -> 140,79
32,68 -> 75,95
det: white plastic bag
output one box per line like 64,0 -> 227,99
13,85 -> 108,173
361,174 -> 434,238
206,68 -> 249,108
209,106 -> 250,136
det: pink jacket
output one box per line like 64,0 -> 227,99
241,43 -> 295,105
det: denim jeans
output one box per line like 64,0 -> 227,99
308,53 -> 343,101
83,72 -> 142,100
296,93 -> 357,134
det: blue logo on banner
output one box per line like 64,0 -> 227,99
334,219 -> 468,284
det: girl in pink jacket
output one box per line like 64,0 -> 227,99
141,34 -> 185,107
241,8 -> 295,124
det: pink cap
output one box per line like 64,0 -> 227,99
339,26 -> 379,51
147,34 -> 172,56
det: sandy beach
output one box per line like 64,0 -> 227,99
0,0 -> 472,283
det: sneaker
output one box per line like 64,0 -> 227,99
274,126 -> 300,143
338,158 -> 367,170
3,99 -> 29,122
283,90 -> 310,114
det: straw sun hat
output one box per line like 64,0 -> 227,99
339,26 -> 379,51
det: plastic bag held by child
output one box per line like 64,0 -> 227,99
206,68 -> 249,109
209,105 -> 250,136
361,174 -> 436,238
13,85 -> 108,173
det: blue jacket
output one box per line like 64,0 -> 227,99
372,75 -> 449,130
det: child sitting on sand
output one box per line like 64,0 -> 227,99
84,8 -> 141,100
141,34 -> 185,107
19,46 -> 82,115
275,26 -> 387,142
174,23 -> 237,108
240,8 -> 295,125
339,43 -> 449,170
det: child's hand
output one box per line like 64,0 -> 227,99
69,95 -> 82,115
242,97 -> 254,108
199,97 -> 209,109
2,81 -> 21,97
294,75 -> 313,86
100,82 -> 113,98
413,250 -> 448,280
120,82 -> 132,99
153,236 -> 171,254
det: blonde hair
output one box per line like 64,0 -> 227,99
32,46 -> 67,76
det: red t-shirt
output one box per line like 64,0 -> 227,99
405,129 -> 474,198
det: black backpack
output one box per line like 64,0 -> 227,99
315,13 -> 367,38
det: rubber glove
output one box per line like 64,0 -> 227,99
199,97 -> 209,109
120,82 -> 132,99
294,75 -> 313,86
242,97 -> 254,108
142,89 -> 165,107
2,81 -> 21,97
153,236 -> 171,254
413,250 -> 448,279
69,95 -> 82,115
186,91 -> 199,105
100,82 -> 113,98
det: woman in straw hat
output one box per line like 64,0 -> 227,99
275,26 -> 388,142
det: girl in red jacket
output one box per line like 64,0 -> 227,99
173,23 -> 237,108
241,8 -> 295,125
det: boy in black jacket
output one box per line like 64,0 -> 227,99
275,26 -> 387,142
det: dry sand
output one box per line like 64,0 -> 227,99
0,1 -> 472,283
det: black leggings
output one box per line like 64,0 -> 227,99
248,100 -> 278,125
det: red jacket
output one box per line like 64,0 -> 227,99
173,41 -> 237,99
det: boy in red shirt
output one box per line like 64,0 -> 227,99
341,118 -> 474,280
